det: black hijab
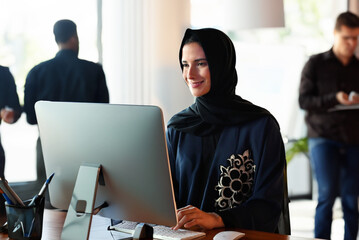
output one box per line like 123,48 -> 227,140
167,28 -> 273,136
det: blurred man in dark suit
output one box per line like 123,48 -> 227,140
0,65 -> 21,178
24,19 -> 109,185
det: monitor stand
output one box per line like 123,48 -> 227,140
61,163 -> 102,240
60,163 -> 154,240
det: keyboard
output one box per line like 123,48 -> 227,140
108,220 -> 206,240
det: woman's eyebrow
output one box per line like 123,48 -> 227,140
194,58 -> 207,62
182,58 -> 207,63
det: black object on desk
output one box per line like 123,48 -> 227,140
5,197 -> 45,240
133,223 -> 154,239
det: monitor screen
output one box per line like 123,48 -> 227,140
35,101 -> 177,227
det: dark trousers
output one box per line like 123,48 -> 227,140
309,137 -> 359,240
36,137 -> 53,209
36,137 -> 46,183
0,136 -> 5,178
0,137 -> 5,217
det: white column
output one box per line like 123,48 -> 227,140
102,0 -> 193,124
349,0 -> 359,13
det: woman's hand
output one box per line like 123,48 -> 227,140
173,205 -> 224,231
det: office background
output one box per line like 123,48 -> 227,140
0,0 -> 356,201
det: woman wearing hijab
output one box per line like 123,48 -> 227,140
166,28 -> 287,232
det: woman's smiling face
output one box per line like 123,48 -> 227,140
181,42 -> 211,97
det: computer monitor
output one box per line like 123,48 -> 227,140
35,101 -> 177,227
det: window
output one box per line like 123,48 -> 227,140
0,0 -> 98,182
191,0 -> 346,197
191,0 -> 346,139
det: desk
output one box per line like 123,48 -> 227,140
0,210 -> 321,240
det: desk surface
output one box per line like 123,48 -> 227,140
0,210 -> 321,240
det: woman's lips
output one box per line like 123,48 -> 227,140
189,81 -> 204,88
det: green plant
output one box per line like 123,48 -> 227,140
285,137 -> 309,164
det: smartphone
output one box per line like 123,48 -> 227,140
349,91 -> 359,101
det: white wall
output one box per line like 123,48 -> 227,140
102,0 -> 194,124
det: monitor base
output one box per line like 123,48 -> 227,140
61,163 -> 102,240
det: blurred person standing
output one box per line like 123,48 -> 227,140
299,11 -> 359,240
24,19 -> 109,184
0,65 -> 21,178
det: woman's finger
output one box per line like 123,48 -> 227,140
173,208 -> 199,230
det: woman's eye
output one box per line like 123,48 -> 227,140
182,63 -> 189,67
198,62 -> 207,66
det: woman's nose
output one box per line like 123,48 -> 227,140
187,65 -> 196,79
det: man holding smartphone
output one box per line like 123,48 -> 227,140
299,11 -> 359,240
